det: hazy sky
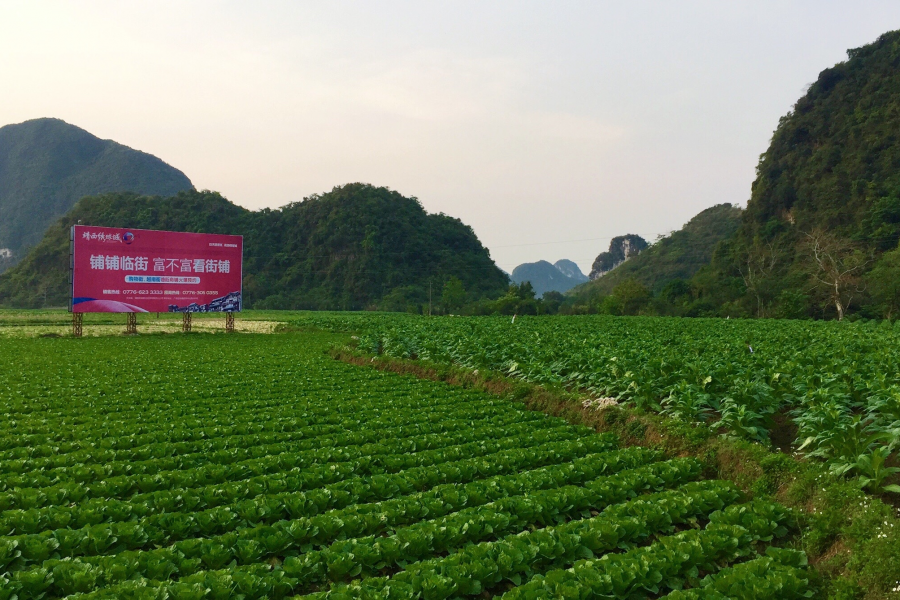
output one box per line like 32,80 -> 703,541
3,2 -> 900,274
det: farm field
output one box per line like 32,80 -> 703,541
308,314 -> 900,495
0,325 -> 808,599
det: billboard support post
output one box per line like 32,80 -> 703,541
72,313 -> 83,338
183,312 -> 192,333
126,313 -> 137,335
225,312 -> 234,333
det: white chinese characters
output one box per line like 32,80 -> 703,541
82,231 -> 122,242
90,255 -> 148,271
89,255 -> 229,273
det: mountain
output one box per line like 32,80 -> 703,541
0,184 -> 509,310
576,29 -> 900,320
553,259 -> 589,282
573,204 -> 743,300
694,29 -> 900,319
589,235 -> 648,279
0,118 -> 193,270
510,259 -> 588,297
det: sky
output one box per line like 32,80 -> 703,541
3,2 -> 900,275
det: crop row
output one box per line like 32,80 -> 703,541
0,433 -> 619,554
0,408 -> 545,489
0,384 -> 513,454
0,434 -> 621,577
499,498 -> 794,599
0,377 -> 500,435
46,478 -> 730,600
662,547 -> 812,599
273,458 -> 702,591
4,440 -> 641,572
7,453 -> 686,599
0,391 -> 527,463
305,480 -> 746,600
0,404 -> 526,473
0,351 -> 413,419
1,423 -> 595,514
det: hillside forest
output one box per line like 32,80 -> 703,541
568,30 -> 900,321
0,184 -> 509,311
0,118 -> 193,270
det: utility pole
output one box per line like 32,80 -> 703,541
429,280 -> 432,316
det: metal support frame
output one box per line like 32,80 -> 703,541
72,312 -> 83,338
182,312 -> 192,333
225,312 -> 235,333
125,313 -> 137,334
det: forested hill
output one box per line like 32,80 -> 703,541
694,29 -> 900,319
0,118 -> 193,270
0,184 -> 509,310
573,204 -> 742,300
578,29 -> 900,320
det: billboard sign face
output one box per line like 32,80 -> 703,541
71,225 -> 243,313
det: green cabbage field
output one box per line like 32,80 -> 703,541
333,314 -> 900,495
0,328 -> 810,599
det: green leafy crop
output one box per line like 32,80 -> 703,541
0,329 -> 807,599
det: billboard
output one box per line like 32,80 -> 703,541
71,225 -> 243,313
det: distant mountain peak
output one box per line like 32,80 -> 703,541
553,259 -> 588,282
510,258 -> 587,297
589,234 -> 648,280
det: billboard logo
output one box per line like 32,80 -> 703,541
123,232 -> 135,245
81,230 -> 122,243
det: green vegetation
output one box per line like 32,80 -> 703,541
0,183 -> 508,310
577,30 -> 900,320
500,501 -> 796,600
588,234 -> 649,280
0,324 -> 805,598
309,311 -> 900,597
573,204 -> 742,311
345,314 -> 900,490
692,30 -> 900,320
0,118 -> 193,268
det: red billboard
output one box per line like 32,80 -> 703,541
71,225 -> 243,313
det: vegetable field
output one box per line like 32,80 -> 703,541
0,330 -> 807,598
331,314 -> 900,494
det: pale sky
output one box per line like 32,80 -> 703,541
2,2 -> 899,274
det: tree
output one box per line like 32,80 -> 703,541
738,238 -> 785,318
659,279 -> 692,305
542,290 -> 565,303
867,245 -> 900,319
541,290 -> 565,315
441,277 -> 467,313
611,279 -> 651,316
803,229 -> 871,321
513,281 -> 536,300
